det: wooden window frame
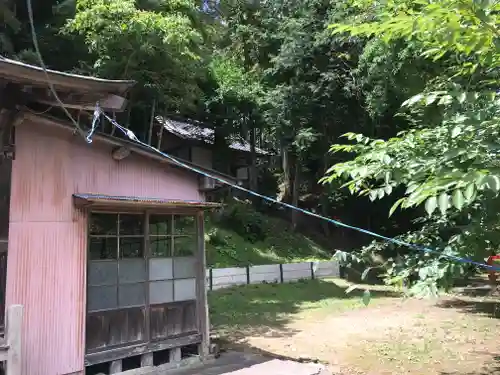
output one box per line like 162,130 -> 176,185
86,210 -> 200,355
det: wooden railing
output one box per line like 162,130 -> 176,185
0,305 -> 23,375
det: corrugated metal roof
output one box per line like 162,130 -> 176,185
73,193 -> 222,209
156,116 -> 269,155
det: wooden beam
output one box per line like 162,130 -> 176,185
195,211 -> 210,358
84,333 -> 202,366
35,93 -> 128,112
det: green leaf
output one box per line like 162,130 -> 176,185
425,93 -> 438,105
452,189 -> 464,210
438,192 -> 449,215
485,175 -> 500,192
425,196 -> 438,216
402,93 -> 423,107
369,190 -> 378,201
362,290 -> 371,306
389,198 -> 405,217
451,126 -> 461,138
345,284 -> 358,294
377,189 -> 385,199
384,185 -> 393,195
464,183 -> 476,201
361,267 -> 372,280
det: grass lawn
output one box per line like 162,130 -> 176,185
208,278 -> 500,375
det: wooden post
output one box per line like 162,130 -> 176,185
6,304 -> 23,375
208,268 -> 213,291
195,211 -> 210,358
169,347 -> 182,363
141,352 -> 154,367
109,359 -> 122,373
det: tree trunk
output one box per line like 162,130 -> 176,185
249,126 -> 258,192
291,155 -> 300,231
147,99 -> 156,146
281,142 -> 292,202
320,193 -> 330,237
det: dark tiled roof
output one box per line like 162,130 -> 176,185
156,117 -> 269,155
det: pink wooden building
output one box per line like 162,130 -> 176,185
0,58 -> 226,375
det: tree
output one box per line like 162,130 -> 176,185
63,0 -> 209,137
322,0 -> 500,296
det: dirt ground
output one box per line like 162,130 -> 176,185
211,280 -> 500,375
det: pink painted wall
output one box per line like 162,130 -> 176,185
6,118 -> 203,375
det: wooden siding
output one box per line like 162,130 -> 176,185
5,119 -> 203,375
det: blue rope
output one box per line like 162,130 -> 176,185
96,109 -> 500,272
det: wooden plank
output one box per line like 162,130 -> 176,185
6,305 -> 23,375
195,212 -> 210,358
85,333 -> 202,366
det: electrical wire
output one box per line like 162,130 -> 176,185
94,107 -> 500,272
26,0 -> 90,142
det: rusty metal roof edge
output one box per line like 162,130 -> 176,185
73,193 -> 223,209
0,57 -> 135,93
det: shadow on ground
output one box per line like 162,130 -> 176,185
440,353 -> 500,374
208,279 -> 398,341
438,298 -> 500,319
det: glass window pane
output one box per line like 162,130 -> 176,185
150,236 -> 171,257
118,259 -> 146,283
149,258 -> 173,281
173,236 -> 196,257
89,237 -> 117,260
120,237 -> 144,258
149,215 -> 172,236
173,215 -> 196,235
174,279 -> 196,302
88,285 -> 117,311
173,257 -> 196,279
119,283 -> 145,307
90,213 -> 117,235
88,261 -> 117,286
119,214 -> 144,235
149,281 -> 174,304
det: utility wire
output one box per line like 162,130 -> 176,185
25,0 -> 500,273
26,0 -> 90,142
96,107 -> 500,272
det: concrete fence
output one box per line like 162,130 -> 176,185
206,261 -> 340,291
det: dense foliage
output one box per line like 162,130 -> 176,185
4,0 -> 498,295
323,0 -> 500,296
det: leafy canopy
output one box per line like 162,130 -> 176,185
64,0 -> 206,111
322,0 -> 500,295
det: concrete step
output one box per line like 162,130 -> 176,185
166,352 -> 329,375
